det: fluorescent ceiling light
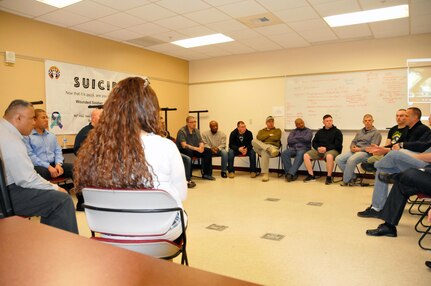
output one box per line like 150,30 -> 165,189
171,33 -> 234,48
324,4 -> 409,27
36,0 -> 82,8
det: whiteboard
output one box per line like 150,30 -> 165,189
285,69 -> 407,130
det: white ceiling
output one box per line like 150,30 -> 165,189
1,0 -> 430,61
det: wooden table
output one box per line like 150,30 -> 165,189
0,217 -> 259,286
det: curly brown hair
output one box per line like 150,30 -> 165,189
73,77 -> 161,192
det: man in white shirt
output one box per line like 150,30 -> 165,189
0,100 -> 78,233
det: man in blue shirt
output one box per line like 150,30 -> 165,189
24,109 -> 73,180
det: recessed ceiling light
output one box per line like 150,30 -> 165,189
171,33 -> 234,48
36,0 -> 82,8
324,4 -> 409,27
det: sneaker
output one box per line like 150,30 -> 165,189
325,176 -> 332,185
221,171 -> 227,178
187,181 -> 196,188
250,172 -> 257,178
285,174 -> 293,182
357,206 -> 381,218
262,173 -> 269,182
269,147 -> 279,157
361,162 -> 377,173
228,172 -> 235,179
303,175 -> 316,182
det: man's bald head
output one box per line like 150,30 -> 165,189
91,108 -> 103,127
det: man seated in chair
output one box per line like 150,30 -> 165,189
303,114 -> 343,185
202,120 -> 228,178
281,118 -> 312,182
0,100 -> 78,233
252,116 -> 281,182
73,108 -> 102,155
227,121 -> 257,178
335,114 -> 381,186
23,109 -> 73,181
364,154 -> 431,238
177,116 -> 215,180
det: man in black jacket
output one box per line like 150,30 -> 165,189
227,121 -> 257,178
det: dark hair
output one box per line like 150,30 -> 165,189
237,121 -> 245,127
407,107 -> 422,119
397,108 -> 406,112
323,114 -> 332,120
74,77 -> 160,192
4,99 -> 33,116
34,109 -> 46,118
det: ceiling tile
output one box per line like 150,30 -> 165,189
146,43 -> 181,52
98,12 -> 145,28
127,22 -> 170,36
202,0 -> 244,7
410,13 -> 431,34
288,18 -> 329,32
150,30 -> 188,42
255,0 -> 309,11
240,37 -> 282,51
177,25 -> 216,37
92,0 -> 149,11
369,18 -> 409,38
217,41 -> 257,54
154,15 -> 199,30
255,23 -> 295,36
299,27 -> 338,42
313,0 -> 360,17
274,6 -> 320,23
193,45 -> 232,57
183,7 -> 231,24
0,6 -> 34,18
126,3 -> 176,21
0,0 -> 56,17
223,28 -> 261,40
332,24 -> 372,39
307,0 -> 345,5
266,33 -> 310,48
72,20 -> 120,35
156,0 -> 211,14
205,19 -> 248,32
410,0 -> 431,17
102,29 -> 142,41
217,0 -> 268,18
63,1 -> 117,19
36,10 -> 90,27
358,0 -> 408,10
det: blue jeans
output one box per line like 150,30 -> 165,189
214,149 -> 228,172
372,149 -> 429,210
281,148 -> 306,176
335,151 -> 370,183
228,149 -> 257,173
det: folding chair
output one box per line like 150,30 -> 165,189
82,187 -> 188,265
413,195 -> 431,250
409,193 -> 431,216
0,157 -> 14,218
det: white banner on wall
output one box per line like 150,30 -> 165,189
45,60 -> 140,134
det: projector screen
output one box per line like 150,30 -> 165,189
408,63 -> 431,119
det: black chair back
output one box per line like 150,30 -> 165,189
0,157 -> 14,218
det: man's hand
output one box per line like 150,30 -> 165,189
317,147 -> 326,153
57,187 -> 68,193
211,147 -> 219,155
351,145 -> 361,153
239,146 -> 247,155
55,164 -> 64,176
196,146 -> 204,153
392,143 -> 400,150
48,165 -> 59,178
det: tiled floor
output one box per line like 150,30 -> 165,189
75,171 -> 430,286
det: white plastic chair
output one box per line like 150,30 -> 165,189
82,187 -> 188,265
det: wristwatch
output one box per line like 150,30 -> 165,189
399,142 -> 404,149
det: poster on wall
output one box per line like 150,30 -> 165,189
45,60 -> 141,134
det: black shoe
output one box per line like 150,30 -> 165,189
340,179 -> 355,187
221,172 -> 227,178
378,172 -> 398,184
361,162 -> 377,173
76,192 -> 84,211
366,223 -> 397,237
291,174 -> 298,181
425,261 -> 431,269
202,174 -> 216,180
357,206 -> 381,218
285,174 -> 293,182
76,203 -> 84,212
325,176 -> 332,185
187,181 -> 196,188
303,175 -> 316,182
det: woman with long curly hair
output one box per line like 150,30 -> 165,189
73,77 -> 187,208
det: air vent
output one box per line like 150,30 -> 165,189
126,36 -> 166,47
238,12 -> 283,28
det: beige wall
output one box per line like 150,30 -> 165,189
0,11 -> 189,144
189,33 -> 431,169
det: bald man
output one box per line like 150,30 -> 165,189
0,99 -> 78,233
202,120 -> 228,178
281,118 -> 312,182
73,108 -> 102,155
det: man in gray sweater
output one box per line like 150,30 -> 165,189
335,114 -> 382,186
